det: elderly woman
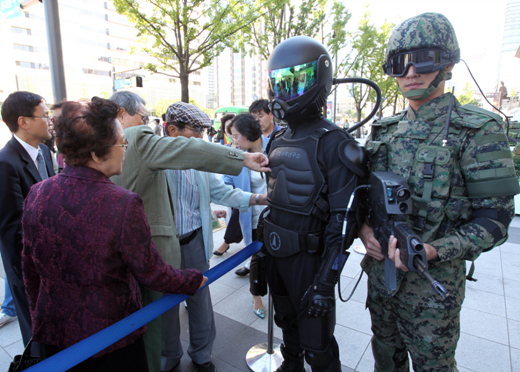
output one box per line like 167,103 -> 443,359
21,97 -> 206,372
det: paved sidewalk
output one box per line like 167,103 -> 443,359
0,212 -> 519,371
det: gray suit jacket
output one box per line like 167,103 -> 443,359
111,125 -> 243,268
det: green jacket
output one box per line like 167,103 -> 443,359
111,125 -> 244,268
362,93 -> 519,309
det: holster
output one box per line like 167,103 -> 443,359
250,249 -> 268,296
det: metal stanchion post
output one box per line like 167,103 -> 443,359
246,292 -> 283,371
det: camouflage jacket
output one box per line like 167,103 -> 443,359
361,93 -> 519,309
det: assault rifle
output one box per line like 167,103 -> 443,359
367,171 -> 449,299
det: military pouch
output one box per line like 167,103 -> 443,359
250,250 -> 268,296
263,217 -> 323,258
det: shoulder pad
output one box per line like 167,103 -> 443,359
338,139 -> 367,177
454,104 -> 504,129
372,111 -> 406,127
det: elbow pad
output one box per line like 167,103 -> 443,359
470,208 -> 512,249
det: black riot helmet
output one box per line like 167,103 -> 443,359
267,36 -> 332,123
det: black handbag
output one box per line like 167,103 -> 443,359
8,339 -> 40,372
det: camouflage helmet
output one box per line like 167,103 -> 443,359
385,12 -> 460,62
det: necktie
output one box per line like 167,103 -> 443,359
36,149 -> 49,180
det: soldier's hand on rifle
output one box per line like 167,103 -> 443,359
358,223 -> 384,261
387,235 -> 408,272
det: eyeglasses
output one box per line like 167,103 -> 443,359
113,139 -> 129,150
32,115 -> 51,122
137,112 -> 149,124
185,124 -> 204,135
382,48 -> 460,77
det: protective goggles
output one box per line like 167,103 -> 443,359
382,48 -> 460,77
268,61 -> 318,101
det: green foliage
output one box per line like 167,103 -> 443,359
111,0 -> 262,102
456,82 -> 479,106
152,97 -> 214,119
154,98 -> 173,117
99,90 -> 110,99
239,0 -> 345,61
327,1 -> 351,58
340,8 -> 396,121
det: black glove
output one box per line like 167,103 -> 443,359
301,279 -> 335,318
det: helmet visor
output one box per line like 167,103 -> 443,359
382,48 -> 459,77
268,61 -> 318,101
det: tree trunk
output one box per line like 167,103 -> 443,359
356,108 -> 362,138
180,65 -> 189,103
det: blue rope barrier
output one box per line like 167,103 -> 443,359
26,241 -> 262,372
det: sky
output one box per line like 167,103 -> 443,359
339,0 -> 508,93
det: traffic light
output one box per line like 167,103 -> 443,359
136,76 -> 143,88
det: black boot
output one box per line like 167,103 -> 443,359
276,344 -> 305,372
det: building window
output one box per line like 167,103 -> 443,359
16,61 -> 49,70
14,44 -> 34,52
82,68 -> 112,77
12,27 -> 31,35
24,12 -> 37,19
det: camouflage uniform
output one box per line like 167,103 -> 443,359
362,12 -> 520,372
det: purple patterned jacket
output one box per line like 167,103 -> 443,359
22,165 -> 202,356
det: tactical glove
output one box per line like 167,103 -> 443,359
301,279 -> 335,318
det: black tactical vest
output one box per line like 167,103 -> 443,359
266,126 -> 341,219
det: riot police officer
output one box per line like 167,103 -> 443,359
359,13 -> 519,372
261,36 -> 365,372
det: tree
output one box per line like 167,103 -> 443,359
366,20 -> 398,118
456,82 -> 479,106
239,0 -> 325,61
112,0 -> 261,102
339,9 -> 396,130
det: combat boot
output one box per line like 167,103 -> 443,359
275,344 -> 305,372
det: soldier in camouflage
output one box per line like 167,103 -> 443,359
358,13 -> 520,372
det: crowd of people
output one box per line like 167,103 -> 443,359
0,11 -> 518,372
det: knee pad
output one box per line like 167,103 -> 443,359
371,335 -> 407,372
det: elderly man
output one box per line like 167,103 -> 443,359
109,91 -> 268,372
163,101 -> 267,372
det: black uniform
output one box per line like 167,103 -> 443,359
262,116 -> 361,371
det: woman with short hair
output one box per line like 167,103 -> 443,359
223,113 -> 268,318
22,97 -> 206,372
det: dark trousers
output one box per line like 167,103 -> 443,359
265,252 -> 340,371
9,281 -> 39,355
40,336 -> 149,372
223,208 -> 242,244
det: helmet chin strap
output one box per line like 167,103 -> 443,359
399,67 -> 452,101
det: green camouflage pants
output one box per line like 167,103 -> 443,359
367,284 -> 460,372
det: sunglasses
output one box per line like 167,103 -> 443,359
382,48 -> 459,77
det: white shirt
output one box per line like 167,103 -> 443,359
250,170 -> 267,229
14,134 -> 40,168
